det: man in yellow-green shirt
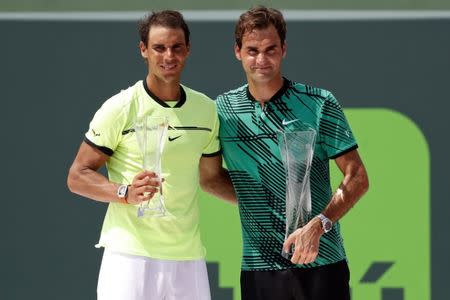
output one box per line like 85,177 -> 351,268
67,10 -> 235,300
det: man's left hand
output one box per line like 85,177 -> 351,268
283,217 -> 323,265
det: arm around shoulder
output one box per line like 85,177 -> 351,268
199,154 -> 237,204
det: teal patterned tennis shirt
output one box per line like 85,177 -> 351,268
216,78 -> 358,270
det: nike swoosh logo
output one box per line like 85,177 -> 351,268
168,135 -> 182,142
282,119 -> 300,126
91,129 -> 100,136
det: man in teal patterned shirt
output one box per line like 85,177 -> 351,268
216,6 -> 369,300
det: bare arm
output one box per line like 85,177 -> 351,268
284,149 -> 369,264
199,154 -> 237,204
67,141 -> 160,204
322,149 -> 369,222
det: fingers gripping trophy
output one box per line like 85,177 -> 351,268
134,116 -> 169,217
277,122 -> 317,258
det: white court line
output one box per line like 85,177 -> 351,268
0,10 -> 450,22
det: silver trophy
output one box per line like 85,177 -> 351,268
277,126 -> 317,258
134,116 -> 169,218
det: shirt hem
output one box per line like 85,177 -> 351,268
329,144 -> 358,159
95,243 -> 206,261
202,149 -> 222,157
240,257 -> 348,271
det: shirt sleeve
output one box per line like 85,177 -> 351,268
318,92 -> 358,159
84,95 -> 124,156
202,105 -> 221,157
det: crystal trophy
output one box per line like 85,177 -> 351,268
134,116 -> 169,217
277,127 -> 317,258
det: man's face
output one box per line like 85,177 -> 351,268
235,25 -> 286,84
140,26 -> 190,83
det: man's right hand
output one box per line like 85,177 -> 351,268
126,171 -> 161,205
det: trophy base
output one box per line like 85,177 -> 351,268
137,194 -> 167,218
137,207 -> 166,218
281,244 -> 295,259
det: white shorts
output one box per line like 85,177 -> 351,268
97,249 -> 211,300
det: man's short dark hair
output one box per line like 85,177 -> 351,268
138,10 -> 190,46
235,6 -> 286,49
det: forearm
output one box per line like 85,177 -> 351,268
67,166 -> 121,203
322,164 -> 369,223
201,168 -> 237,204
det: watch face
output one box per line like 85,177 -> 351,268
318,214 -> 333,233
324,221 -> 332,232
117,185 -> 128,198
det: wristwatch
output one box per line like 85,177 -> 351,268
318,213 -> 333,233
117,184 -> 129,199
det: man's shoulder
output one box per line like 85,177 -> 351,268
216,84 -> 248,102
101,80 -> 142,109
219,84 -> 248,96
92,80 -> 142,124
288,80 -> 332,101
288,81 -> 345,118
182,84 -> 214,106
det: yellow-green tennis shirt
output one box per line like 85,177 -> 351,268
84,80 -> 221,260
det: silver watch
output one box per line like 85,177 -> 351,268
117,184 -> 129,199
318,213 -> 333,233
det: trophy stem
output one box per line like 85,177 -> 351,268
134,116 -> 169,218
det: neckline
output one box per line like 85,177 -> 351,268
142,79 -> 186,108
246,77 -> 290,104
